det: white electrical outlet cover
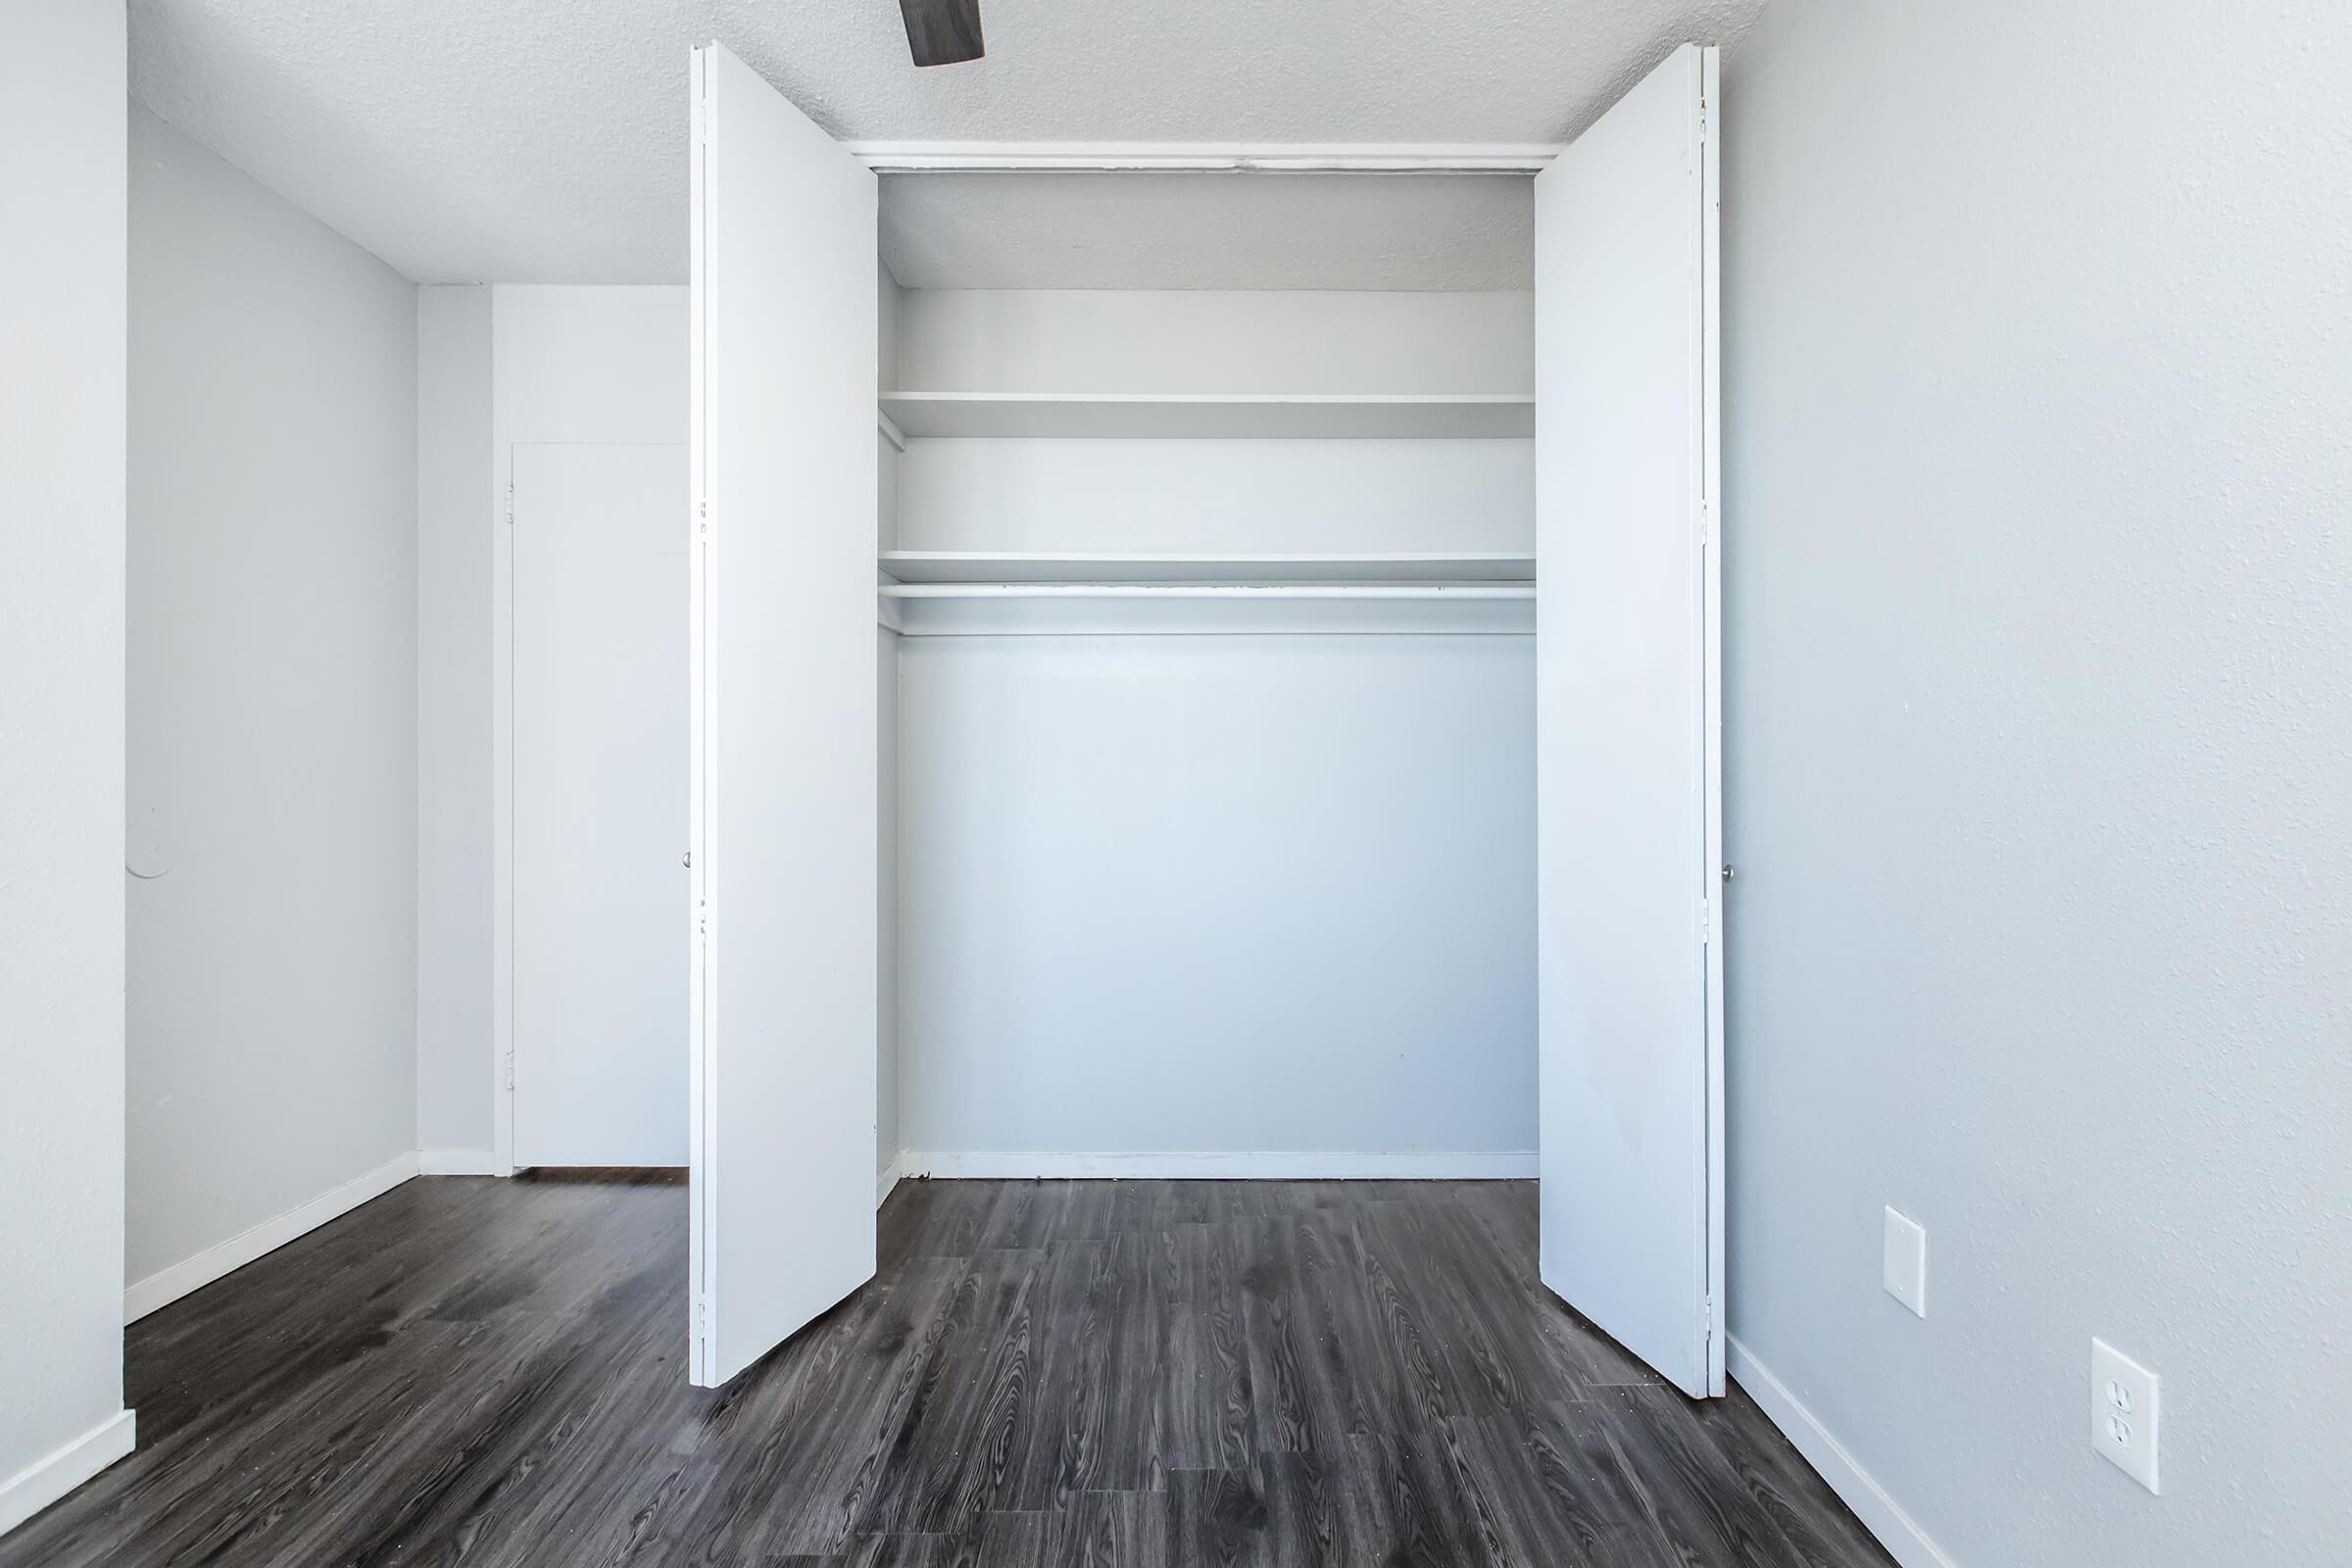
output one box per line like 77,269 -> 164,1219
2091,1338 -> 2161,1494
1882,1206 -> 1927,1316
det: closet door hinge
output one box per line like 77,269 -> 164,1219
1699,894 -> 1712,945
1698,95 -> 1709,146
505,481 -> 514,527
1698,496 -> 1711,548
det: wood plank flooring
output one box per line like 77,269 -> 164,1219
1,1174 -> 1895,1567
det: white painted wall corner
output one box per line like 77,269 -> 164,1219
122,1152 -> 418,1323
122,1150 -> 517,1324
416,1149 -> 504,1177
0,1410 -> 135,1540
1728,1337 -> 1961,1568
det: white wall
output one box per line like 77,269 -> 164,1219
894,289 -> 1532,393
898,635 -> 1537,1167
416,286 -> 495,1157
486,286 -> 686,1168
1722,5 -> 2352,1566
0,0 -> 134,1532
125,107 -> 418,1294
896,438 -> 1531,557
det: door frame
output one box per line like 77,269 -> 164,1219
1697,42 -> 1727,1397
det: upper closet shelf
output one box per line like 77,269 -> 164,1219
876,391 -> 1535,440
878,551 -> 1534,585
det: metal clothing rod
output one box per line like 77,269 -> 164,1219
876,583 -> 1536,601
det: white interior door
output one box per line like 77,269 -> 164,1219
514,441 -> 689,1167
689,40 -> 879,1387
1535,41 -> 1725,1398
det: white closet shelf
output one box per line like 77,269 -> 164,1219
878,551 -> 1535,585
878,581 -> 1534,637
876,391 -> 1535,440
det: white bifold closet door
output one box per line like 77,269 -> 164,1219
688,40 -> 879,1387
1535,41 -> 1725,1398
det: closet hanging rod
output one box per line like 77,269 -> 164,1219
877,583 -> 1535,601
877,551 -> 1536,586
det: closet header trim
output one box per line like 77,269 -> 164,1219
847,142 -> 1561,173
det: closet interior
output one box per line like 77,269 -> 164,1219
688,40 -> 1719,1395
867,172 -> 1542,1191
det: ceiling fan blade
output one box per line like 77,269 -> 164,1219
898,0 -> 985,67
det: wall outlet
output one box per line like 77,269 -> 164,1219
2090,1338 -> 2161,1494
1882,1206 -> 1927,1316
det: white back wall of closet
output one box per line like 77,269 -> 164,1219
897,634 -> 1536,1164
889,287 -> 1536,559
889,282 -> 1537,1168
894,289 -> 1531,393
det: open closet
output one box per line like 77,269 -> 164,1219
685,40 -> 1722,1403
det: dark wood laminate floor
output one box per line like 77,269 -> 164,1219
3,1175 -> 1895,1568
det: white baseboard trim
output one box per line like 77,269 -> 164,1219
1728,1337 -> 1961,1568
877,1152 -> 906,1207
901,1151 -> 1538,1181
416,1148 -> 504,1176
0,1409 -> 134,1539
122,1152 -> 419,1324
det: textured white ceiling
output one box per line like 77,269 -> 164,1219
128,0 -> 1765,285
881,172 -> 1532,290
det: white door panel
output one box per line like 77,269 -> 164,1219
514,442 -> 689,1167
688,42 -> 880,1388
1535,41 -> 1726,1397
